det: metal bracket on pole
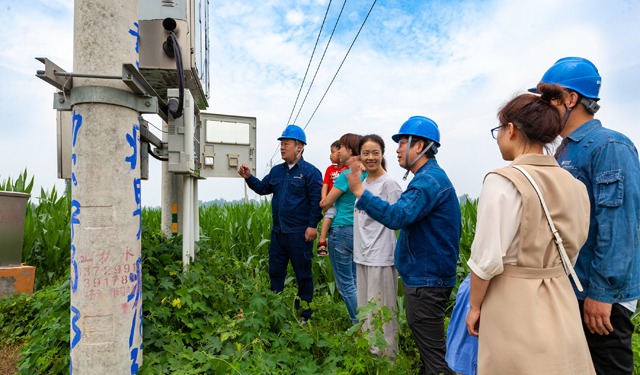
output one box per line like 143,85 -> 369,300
53,86 -> 158,114
140,119 -> 163,148
122,64 -> 168,121
36,57 -> 167,119
35,57 -> 73,91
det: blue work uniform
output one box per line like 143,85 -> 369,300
555,119 -> 640,374
356,158 -> 461,375
245,157 -> 323,319
355,159 -> 461,287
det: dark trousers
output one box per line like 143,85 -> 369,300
269,230 -> 314,320
404,283 -> 454,375
578,300 -> 634,375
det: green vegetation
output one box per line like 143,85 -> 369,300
1,172 -> 639,374
1,170 -> 71,290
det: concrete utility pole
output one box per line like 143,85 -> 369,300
161,120 -> 173,238
70,0 -> 143,373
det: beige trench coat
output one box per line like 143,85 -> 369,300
477,154 -> 595,375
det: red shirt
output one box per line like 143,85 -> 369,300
323,164 -> 348,192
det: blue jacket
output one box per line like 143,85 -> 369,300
556,119 -> 640,303
356,159 -> 461,288
246,157 -> 323,233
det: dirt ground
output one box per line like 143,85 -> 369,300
0,341 -> 20,375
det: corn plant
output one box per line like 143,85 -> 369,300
1,171 -> 71,290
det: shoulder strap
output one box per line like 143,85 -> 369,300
512,166 -> 584,292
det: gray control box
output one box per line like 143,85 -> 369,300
198,113 -> 257,178
166,89 -> 198,175
138,0 -> 210,110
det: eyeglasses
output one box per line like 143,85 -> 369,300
490,125 -> 507,139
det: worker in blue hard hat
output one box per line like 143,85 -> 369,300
533,57 -> 640,375
346,116 -> 461,375
238,125 -> 323,322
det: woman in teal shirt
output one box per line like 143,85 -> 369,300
321,133 -> 366,324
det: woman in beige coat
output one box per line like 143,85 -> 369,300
465,83 -> 595,374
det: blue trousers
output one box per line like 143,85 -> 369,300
329,226 -> 359,324
269,230 -> 314,320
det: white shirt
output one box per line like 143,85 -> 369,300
468,173 -> 522,281
353,173 -> 402,267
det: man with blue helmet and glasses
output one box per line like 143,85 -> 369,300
532,57 -> 640,374
238,125 -> 323,322
346,116 -> 461,375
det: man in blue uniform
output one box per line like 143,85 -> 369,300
347,116 -> 461,375
238,125 -> 323,321
533,57 -> 640,375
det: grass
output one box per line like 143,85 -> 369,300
2,171 -> 640,374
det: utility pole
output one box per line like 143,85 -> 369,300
161,120 -> 173,238
70,0 -> 142,373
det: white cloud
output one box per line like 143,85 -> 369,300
3,0 -> 640,207
285,9 -> 305,26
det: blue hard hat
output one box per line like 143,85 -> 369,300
277,125 -> 306,144
529,57 -> 601,100
392,116 -> 440,146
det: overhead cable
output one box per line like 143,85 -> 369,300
264,0 -> 334,175
303,0 -> 378,130
293,0 -> 348,124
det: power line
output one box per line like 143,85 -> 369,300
264,0 -> 334,175
285,0 -> 333,127
303,0 -> 378,130
293,0 -> 348,124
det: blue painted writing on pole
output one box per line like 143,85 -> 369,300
70,200 -> 80,293
128,257 -> 143,374
129,22 -> 139,70
72,155 -> 77,186
72,110 -> 82,187
71,245 -> 78,293
133,178 -> 141,240
71,305 -> 82,349
129,308 -> 137,348
126,119 -> 140,170
70,305 -> 81,375
128,304 -> 142,374
71,200 -> 81,243
127,257 -> 142,309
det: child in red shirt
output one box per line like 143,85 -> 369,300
317,141 -> 347,256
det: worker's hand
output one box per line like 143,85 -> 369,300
346,157 -> 364,198
466,306 -> 481,337
583,297 -> 613,335
305,227 -> 318,242
238,164 -> 252,179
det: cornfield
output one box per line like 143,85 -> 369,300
3,171 -> 640,374
2,170 -> 477,299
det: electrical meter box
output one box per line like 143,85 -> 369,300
198,114 -> 257,178
167,89 -> 199,175
138,0 -> 210,110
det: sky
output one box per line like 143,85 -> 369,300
1,0 -> 640,207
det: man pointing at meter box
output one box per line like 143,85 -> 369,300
238,125 -> 323,321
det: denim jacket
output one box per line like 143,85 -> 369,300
356,159 -> 461,288
246,157 -> 323,233
556,119 -> 640,303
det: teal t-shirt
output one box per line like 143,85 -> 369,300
331,169 -> 368,228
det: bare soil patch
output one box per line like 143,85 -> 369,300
0,341 -> 21,375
